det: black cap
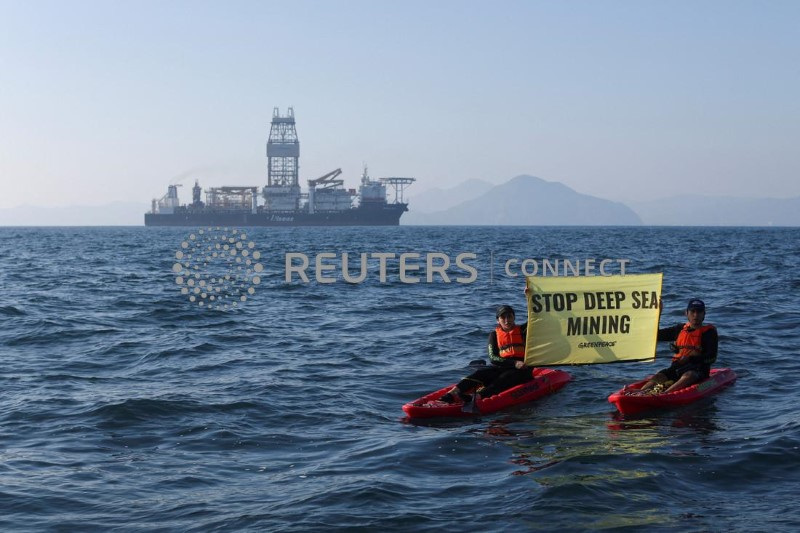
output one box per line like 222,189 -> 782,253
496,305 -> 515,318
686,299 -> 706,311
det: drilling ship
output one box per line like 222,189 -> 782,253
144,108 -> 414,227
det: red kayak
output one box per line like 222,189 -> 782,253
402,368 -> 572,419
608,367 -> 737,416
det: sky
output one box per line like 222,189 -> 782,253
1,0 -> 798,209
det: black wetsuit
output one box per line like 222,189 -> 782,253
656,323 -> 718,381
454,322 -> 533,397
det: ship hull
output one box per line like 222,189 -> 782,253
144,203 -> 408,227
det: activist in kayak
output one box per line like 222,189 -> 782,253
633,298 -> 718,395
440,303 -> 534,404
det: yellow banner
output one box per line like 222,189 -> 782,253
524,273 -> 662,366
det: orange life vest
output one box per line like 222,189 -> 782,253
496,326 -> 525,358
672,323 -> 715,363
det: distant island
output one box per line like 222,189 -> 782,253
406,175 -> 800,227
0,202 -> 147,226
629,195 -> 800,226
405,175 -> 641,226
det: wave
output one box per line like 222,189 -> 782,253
0,305 -> 26,316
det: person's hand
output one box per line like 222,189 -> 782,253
669,342 -> 679,353
515,360 -> 525,369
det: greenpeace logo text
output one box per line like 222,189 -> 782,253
578,341 -> 618,349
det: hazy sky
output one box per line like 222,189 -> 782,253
1,0 -> 798,209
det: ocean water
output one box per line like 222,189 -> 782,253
1,225 -> 799,532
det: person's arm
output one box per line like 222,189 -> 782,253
694,326 -> 718,365
657,324 -> 682,342
518,322 -> 530,368
487,330 -> 502,365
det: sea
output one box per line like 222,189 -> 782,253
1,225 -> 799,532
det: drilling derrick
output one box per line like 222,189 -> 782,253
267,107 -> 299,186
263,107 -> 302,211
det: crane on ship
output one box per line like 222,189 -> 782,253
150,183 -> 182,214
307,168 -> 356,214
308,168 -> 344,189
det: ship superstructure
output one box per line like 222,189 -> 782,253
145,108 -> 414,227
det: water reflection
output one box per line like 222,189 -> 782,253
476,413 -> 667,477
481,401 -> 722,479
608,401 -> 721,436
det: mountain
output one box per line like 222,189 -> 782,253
630,195 -> 800,226
405,178 -> 495,214
0,202 -> 147,226
405,175 -> 642,226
